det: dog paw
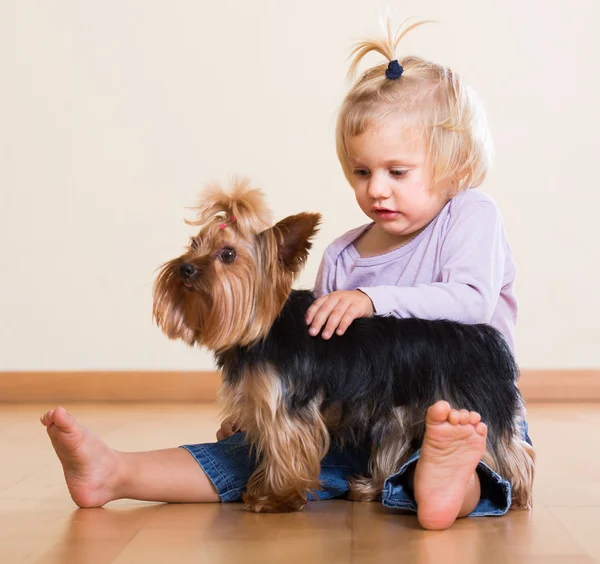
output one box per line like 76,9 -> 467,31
242,492 -> 306,513
348,476 -> 381,502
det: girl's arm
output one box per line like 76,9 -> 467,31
313,250 -> 336,297
359,201 -> 511,324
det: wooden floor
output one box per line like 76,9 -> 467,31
1,403 -> 599,563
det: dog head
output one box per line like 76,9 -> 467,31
152,178 -> 321,351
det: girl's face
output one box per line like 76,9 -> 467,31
347,121 -> 456,246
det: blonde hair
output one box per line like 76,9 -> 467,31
336,19 -> 493,192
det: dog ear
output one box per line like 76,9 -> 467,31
267,213 -> 321,273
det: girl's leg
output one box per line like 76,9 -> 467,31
40,407 -> 219,508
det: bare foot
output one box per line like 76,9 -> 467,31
414,401 -> 487,530
41,407 -> 123,507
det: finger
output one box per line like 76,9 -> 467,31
305,296 -> 329,325
309,298 -> 339,337
322,304 -> 349,339
335,310 -> 358,336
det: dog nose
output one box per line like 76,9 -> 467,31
180,263 -> 198,279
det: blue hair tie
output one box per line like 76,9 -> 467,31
385,59 -> 404,80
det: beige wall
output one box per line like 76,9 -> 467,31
1,1 -> 598,371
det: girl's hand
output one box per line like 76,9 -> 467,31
305,290 -> 374,339
216,417 -> 246,441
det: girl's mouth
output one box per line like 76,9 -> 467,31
373,209 -> 400,220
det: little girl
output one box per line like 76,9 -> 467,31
41,20 -> 533,531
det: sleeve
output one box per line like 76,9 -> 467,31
358,200 -> 508,324
312,248 -> 336,298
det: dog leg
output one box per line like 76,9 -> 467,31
224,365 -> 330,513
348,407 -> 416,502
243,408 -> 329,512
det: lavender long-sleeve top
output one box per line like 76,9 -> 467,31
313,189 -> 518,352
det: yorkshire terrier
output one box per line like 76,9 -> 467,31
153,179 -> 535,513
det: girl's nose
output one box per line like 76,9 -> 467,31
367,176 -> 391,199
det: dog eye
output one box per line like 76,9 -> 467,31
219,247 -> 236,264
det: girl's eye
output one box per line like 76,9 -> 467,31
190,238 -> 199,251
219,247 -> 237,264
352,169 -> 408,177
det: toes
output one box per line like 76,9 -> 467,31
52,407 -> 73,431
427,403 -> 485,431
469,411 -> 482,425
448,409 -> 461,425
458,410 -> 470,425
475,422 -> 488,437
426,401 -> 452,424
40,410 -> 55,426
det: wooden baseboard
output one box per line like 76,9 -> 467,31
0,371 -> 220,403
1,369 -> 599,403
516,370 -> 600,403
